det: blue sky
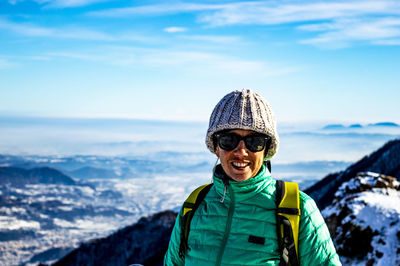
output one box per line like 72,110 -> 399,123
1,0 -> 399,123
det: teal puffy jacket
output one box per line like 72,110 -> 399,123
164,165 -> 341,265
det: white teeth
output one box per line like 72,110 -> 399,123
232,162 -> 248,168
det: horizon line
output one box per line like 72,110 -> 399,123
0,113 -> 399,126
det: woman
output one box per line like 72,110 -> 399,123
164,89 -> 341,265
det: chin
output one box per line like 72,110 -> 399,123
230,174 -> 252,182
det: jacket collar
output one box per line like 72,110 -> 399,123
213,164 -> 272,201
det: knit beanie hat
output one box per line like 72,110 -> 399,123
205,89 -> 279,160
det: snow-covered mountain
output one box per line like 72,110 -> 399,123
323,172 -> 400,265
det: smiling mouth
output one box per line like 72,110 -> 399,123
231,162 -> 250,169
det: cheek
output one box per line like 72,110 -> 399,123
256,154 -> 265,166
250,153 -> 262,165
217,149 -> 232,165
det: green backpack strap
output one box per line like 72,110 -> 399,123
179,183 -> 213,258
276,180 -> 301,266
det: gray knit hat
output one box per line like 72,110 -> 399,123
206,89 -> 279,160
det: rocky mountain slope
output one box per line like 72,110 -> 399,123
322,172 -> 400,265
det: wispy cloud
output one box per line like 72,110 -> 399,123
48,50 -> 137,66
47,46 -> 298,76
164,27 -> 186,33
6,0 -> 110,8
87,1 -> 400,22
8,0 -> 24,5
36,0 -> 110,9
86,0 -> 400,48
0,55 -> 51,69
197,0 -> 400,47
373,39 -> 400,45
299,17 -> 400,48
0,18 -> 157,43
181,35 -> 243,44
5,1 -> 400,51
199,1 -> 400,26
0,58 -> 17,69
0,18 -> 112,40
87,3 -> 227,17
141,50 -> 298,76
0,18 -> 52,37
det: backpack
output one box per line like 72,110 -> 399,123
178,180 -> 300,266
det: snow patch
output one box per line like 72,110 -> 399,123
323,172 -> 400,265
0,216 -> 40,230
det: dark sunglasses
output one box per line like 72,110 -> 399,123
214,132 -> 270,152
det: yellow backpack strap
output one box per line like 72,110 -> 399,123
179,183 -> 213,258
276,180 -> 300,266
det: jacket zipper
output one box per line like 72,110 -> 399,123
215,180 -> 235,266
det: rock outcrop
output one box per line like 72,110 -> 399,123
322,172 -> 400,265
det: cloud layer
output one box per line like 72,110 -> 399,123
87,0 -> 400,48
3,0 -> 400,48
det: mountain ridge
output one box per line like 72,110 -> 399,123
0,166 -> 76,187
305,138 -> 400,209
322,122 -> 400,130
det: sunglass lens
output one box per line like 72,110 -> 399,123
245,136 -> 266,152
218,134 -> 239,151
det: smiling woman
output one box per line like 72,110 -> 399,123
164,89 -> 341,265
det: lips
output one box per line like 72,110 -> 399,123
231,161 -> 250,169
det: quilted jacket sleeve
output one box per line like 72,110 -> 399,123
164,208 -> 184,266
298,192 -> 342,265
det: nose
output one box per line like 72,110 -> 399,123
234,140 -> 248,156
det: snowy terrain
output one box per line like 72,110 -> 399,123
322,172 -> 400,265
0,170 -> 211,265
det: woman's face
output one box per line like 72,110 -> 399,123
215,129 -> 265,182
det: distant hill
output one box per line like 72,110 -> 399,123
349,123 -> 362,128
322,122 -> 399,130
0,166 -> 76,187
322,124 -> 347,130
369,122 -> 400,127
